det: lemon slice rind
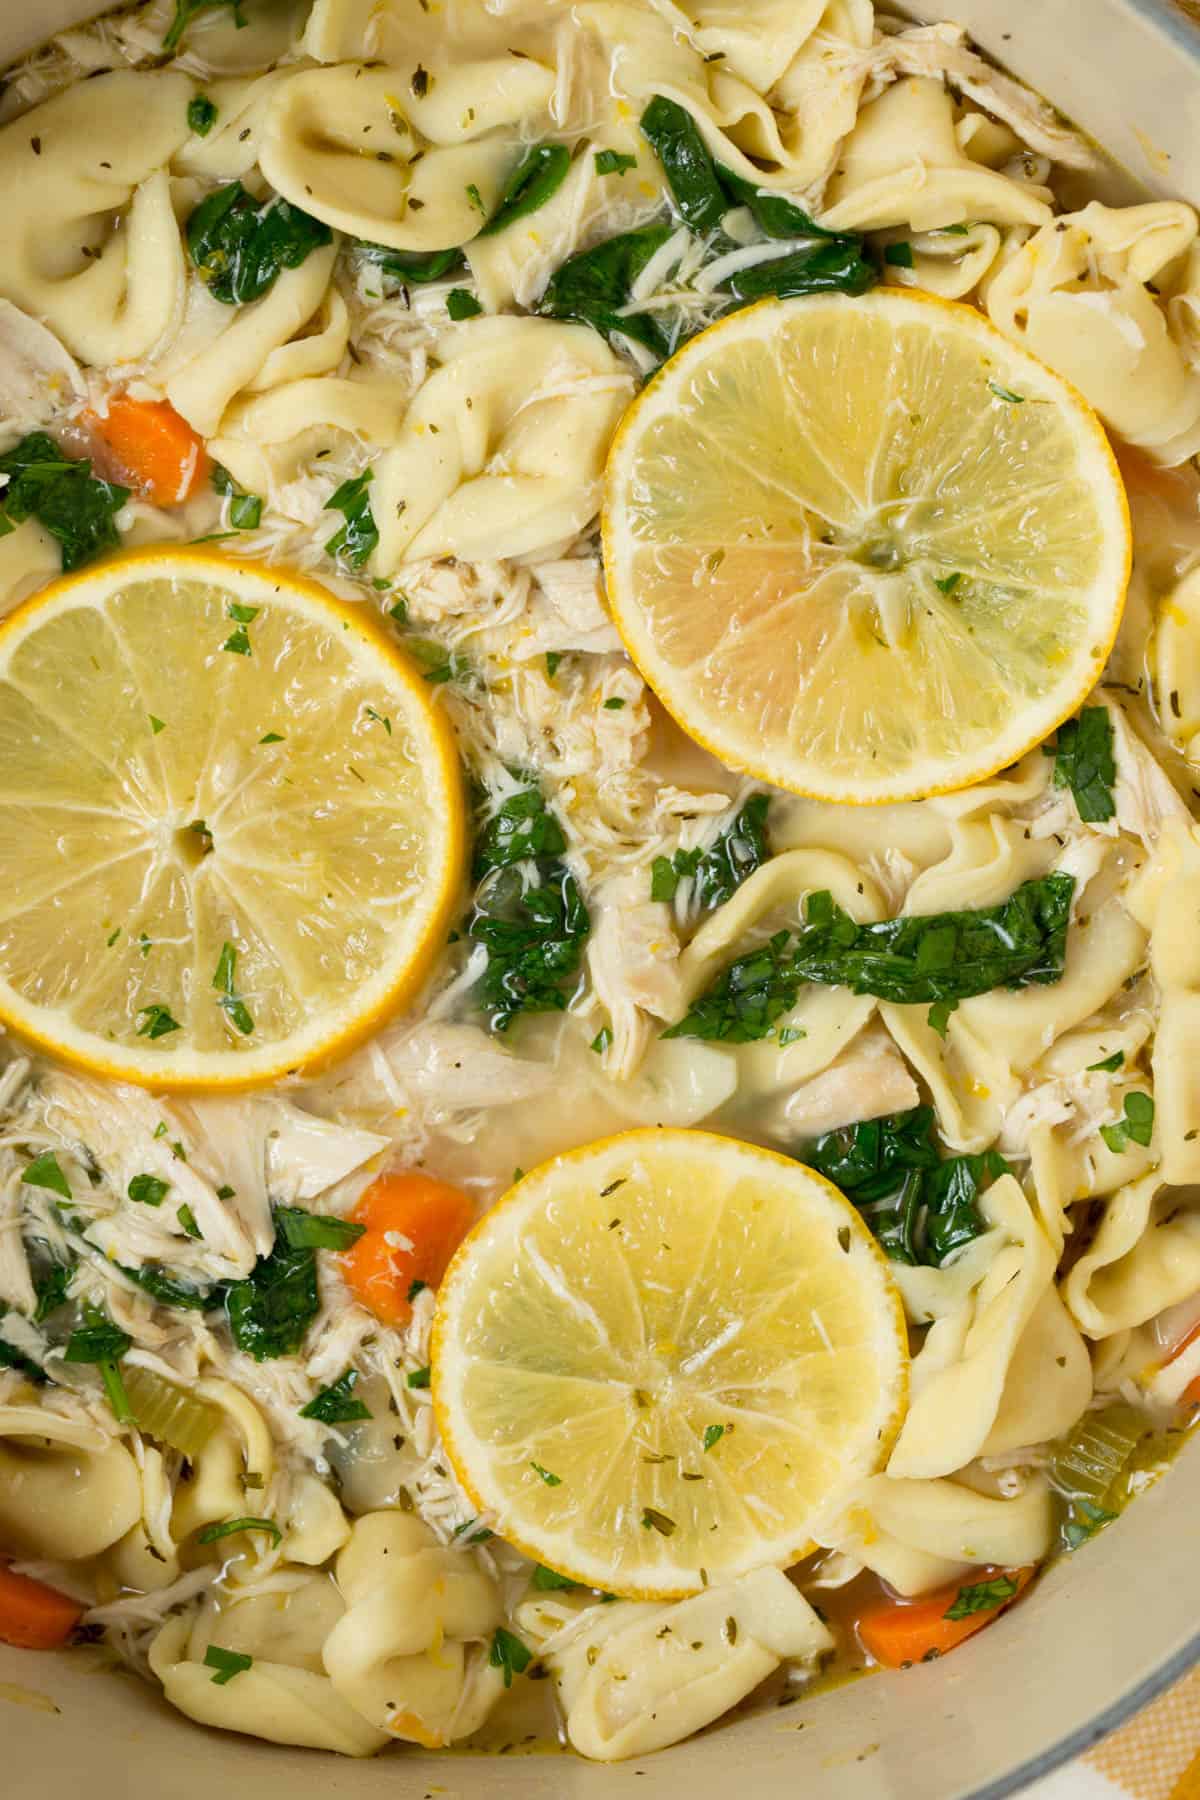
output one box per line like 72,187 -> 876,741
602,290 -> 1130,805
432,1128 -> 908,1600
0,548 -> 464,1089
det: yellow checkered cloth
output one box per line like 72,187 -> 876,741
1033,1669 -> 1200,1800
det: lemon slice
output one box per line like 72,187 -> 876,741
602,290 -> 1131,803
0,548 -> 463,1088
432,1129 -> 907,1598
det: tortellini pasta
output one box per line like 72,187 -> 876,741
819,78 -> 1053,233
322,1512 -> 504,1746
888,1175 -> 1090,1478
1064,1172 -> 1200,1339
819,1472 -> 1056,1597
1125,824 -> 1200,1182
369,318 -> 632,569
985,200 -> 1200,463
519,1568 -> 832,1760
150,1574 -> 389,1757
0,72 -> 192,366
165,245 -> 339,439
0,1401 -> 141,1559
260,61 -> 557,254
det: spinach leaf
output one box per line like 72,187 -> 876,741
789,874 -> 1075,1004
712,165 -> 835,240
0,433 -> 127,572
924,1149 -> 1010,1265
799,1107 -> 1009,1267
639,96 -> 728,231
299,1368 -> 371,1424
1053,706 -> 1116,824
692,794 -> 771,910
478,143 -> 570,238
63,1304 -> 133,1422
649,796 -> 771,908
117,1261 -> 213,1312
667,874 -> 1076,1040
539,224 -> 676,355
275,1207 -> 365,1252
324,471 -> 378,568
469,864 -> 590,1031
0,1305 -> 46,1383
663,928 -> 798,1044
163,0 -> 245,54
356,244 -> 466,285
474,785 -> 568,878
716,236 -> 875,303
639,94 -> 871,302
223,1224 -> 319,1360
32,1260 -> 73,1324
187,182 -> 331,306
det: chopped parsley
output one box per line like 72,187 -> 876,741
590,1027 -> 613,1054
407,1365 -> 431,1389
988,381 -> 1026,404
489,1625 -> 533,1688
63,1305 -> 133,1424
187,95 -> 218,136
177,1203 -> 202,1240
1100,1091 -> 1155,1154
594,149 -> 637,177
324,470 -> 378,567
137,1000 -> 181,1044
203,1644 -> 253,1685
884,240 -> 915,268
943,1575 -> 1019,1620
703,1423 -> 725,1452
446,287 -> 483,320
275,1207 -> 366,1252
21,1151 -> 71,1199
128,1173 -> 170,1207
1087,1049 -> 1125,1073
212,941 -> 254,1037
531,1564 -> 579,1590
196,1516 -> 282,1547
530,1460 -> 562,1486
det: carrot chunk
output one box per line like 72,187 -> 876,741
857,1565 -> 1035,1670
84,395 -> 209,505
0,1564 -> 84,1650
340,1172 -> 476,1327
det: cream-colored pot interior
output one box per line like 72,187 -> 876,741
2,2 -> 1200,1796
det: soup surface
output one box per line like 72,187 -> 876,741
1,0 -> 1200,1768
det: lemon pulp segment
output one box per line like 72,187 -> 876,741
433,1129 -> 908,1598
603,290 -> 1130,803
0,550 -> 463,1086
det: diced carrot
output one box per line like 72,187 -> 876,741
340,1172 -> 476,1327
84,395 -> 210,506
0,1564 -> 84,1650
856,1565 -> 1035,1670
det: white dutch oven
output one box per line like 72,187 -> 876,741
1,3 -> 1199,1795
